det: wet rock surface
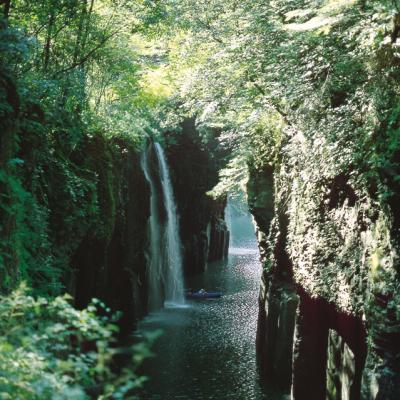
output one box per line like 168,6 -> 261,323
248,129 -> 399,399
70,138 -> 150,333
166,118 -> 229,275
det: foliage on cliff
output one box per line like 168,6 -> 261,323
144,0 -> 400,287
0,0 -> 170,294
141,0 -> 400,202
142,0 -> 400,386
2,0 -> 400,396
0,3 -> 160,396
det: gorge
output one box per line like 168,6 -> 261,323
0,1 -> 399,399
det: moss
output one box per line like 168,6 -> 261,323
165,119 -> 229,273
249,31 -> 400,390
0,65 -> 148,306
83,134 -> 119,242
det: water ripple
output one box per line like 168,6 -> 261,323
136,249 -> 281,400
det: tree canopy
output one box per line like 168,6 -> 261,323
1,0 -> 400,398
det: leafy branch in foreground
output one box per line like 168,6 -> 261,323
0,284 -> 160,400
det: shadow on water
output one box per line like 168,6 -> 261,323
135,206 -> 286,399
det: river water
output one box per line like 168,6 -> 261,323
136,235 -> 279,399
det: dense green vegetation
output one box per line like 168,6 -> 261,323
1,0 -> 400,398
0,0 -> 170,293
0,284 -> 158,399
141,0 -> 400,197
0,1 -> 164,397
4,0 -> 399,291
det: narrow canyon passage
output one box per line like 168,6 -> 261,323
136,212 -> 280,400
2,2 -> 400,398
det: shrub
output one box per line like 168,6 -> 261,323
0,284 -> 157,399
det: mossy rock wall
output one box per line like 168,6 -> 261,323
251,125 -> 400,398
70,136 -> 150,331
165,118 -> 229,275
0,70 -> 150,331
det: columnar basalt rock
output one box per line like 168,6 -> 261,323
250,127 -> 399,399
247,165 -> 275,263
327,330 -> 357,400
249,163 -> 299,394
257,277 -> 298,393
70,136 -> 150,333
292,291 -> 329,400
0,77 -> 152,333
207,197 -> 230,262
165,118 -> 230,274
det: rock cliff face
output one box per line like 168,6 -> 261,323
165,119 -> 229,275
250,130 -> 400,399
0,71 -> 151,332
69,136 -> 150,333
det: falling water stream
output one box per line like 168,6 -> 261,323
141,142 -> 185,309
154,143 -> 185,305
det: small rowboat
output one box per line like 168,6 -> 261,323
185,289 -> 223,299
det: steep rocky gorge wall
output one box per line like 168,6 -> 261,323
1,67 -> 149,331
68,124 -> 230,319
250,130 -> 400,399
69,130 -> 230,322
165,118 -> 229,275
68,136 -> 150,332
1,71 -> 229,331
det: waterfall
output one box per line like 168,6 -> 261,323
142,141 -> 185,309
154,143 -> 185,305
141,145 -> 163,310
